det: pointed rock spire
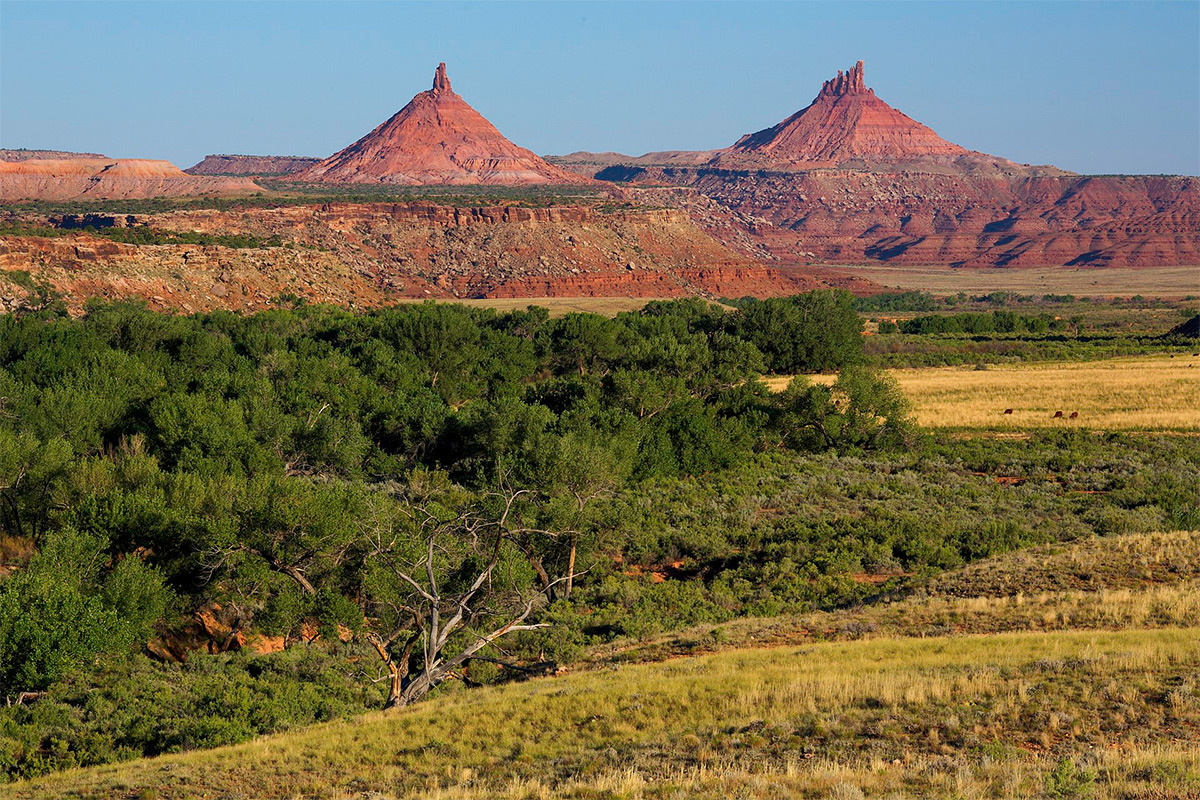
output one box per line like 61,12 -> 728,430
432,62 -> 451,94
289,61 -> 587,185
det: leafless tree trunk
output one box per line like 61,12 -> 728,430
362,486 -> 576,709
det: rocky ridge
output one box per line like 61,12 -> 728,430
0,148 -> 108,162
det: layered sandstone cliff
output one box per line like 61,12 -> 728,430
714,61 -> 976,170
671,169 -> 1200,268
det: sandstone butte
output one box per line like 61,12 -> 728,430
292,63 -> 588,186
185,154 -> 321,177
554,61 -> 1199,269
714,60 -> 1018,171
0,155 -> 258,202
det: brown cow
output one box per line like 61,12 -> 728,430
1053,411 -> 1064,418
1069,412 -> 1079,419
1003,409 -> 1014,415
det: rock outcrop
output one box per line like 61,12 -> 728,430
185,154 -> 321,176
0,157 -> 260,202
293,64 -> 588,186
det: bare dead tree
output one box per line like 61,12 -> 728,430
361,483 -> 576,709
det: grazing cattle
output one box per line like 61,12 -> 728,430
1053,411 -> 1064,418
1069,411 -> 1079,419
1003,408 -> 1014,415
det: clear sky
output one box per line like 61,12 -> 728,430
2,1 -> 1197,175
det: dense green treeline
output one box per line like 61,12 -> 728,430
897,310 -> 1063,335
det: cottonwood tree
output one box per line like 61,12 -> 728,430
773,367 -> 914,452
360,471 -> 576,709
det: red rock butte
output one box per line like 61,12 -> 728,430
713,60 -> 980,168
293,63 -> 588,186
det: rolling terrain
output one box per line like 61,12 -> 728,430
0,156 -> 258,203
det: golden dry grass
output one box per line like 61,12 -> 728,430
824,263 -> 1200,297
765,355 -> 1200,430
12,627 -> 1200,799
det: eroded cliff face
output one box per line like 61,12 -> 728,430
0,201 -> 864,314
714,61 -> 975,170
578,163 -> 1198,269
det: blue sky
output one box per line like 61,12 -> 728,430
2,1 -> 1197,175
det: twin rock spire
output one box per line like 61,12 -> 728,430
428,59 -> 869,101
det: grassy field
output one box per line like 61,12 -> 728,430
825,264 -> 1200,298
11,531 -> 1200,800
766,354 -> 1200,430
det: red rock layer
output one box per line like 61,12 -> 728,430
185,154 -> 321,176
294,64 -> 588,186
0,158 -> 260,202
553,57 -> 1196,269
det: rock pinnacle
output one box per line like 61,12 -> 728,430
432,62 -> 451,93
